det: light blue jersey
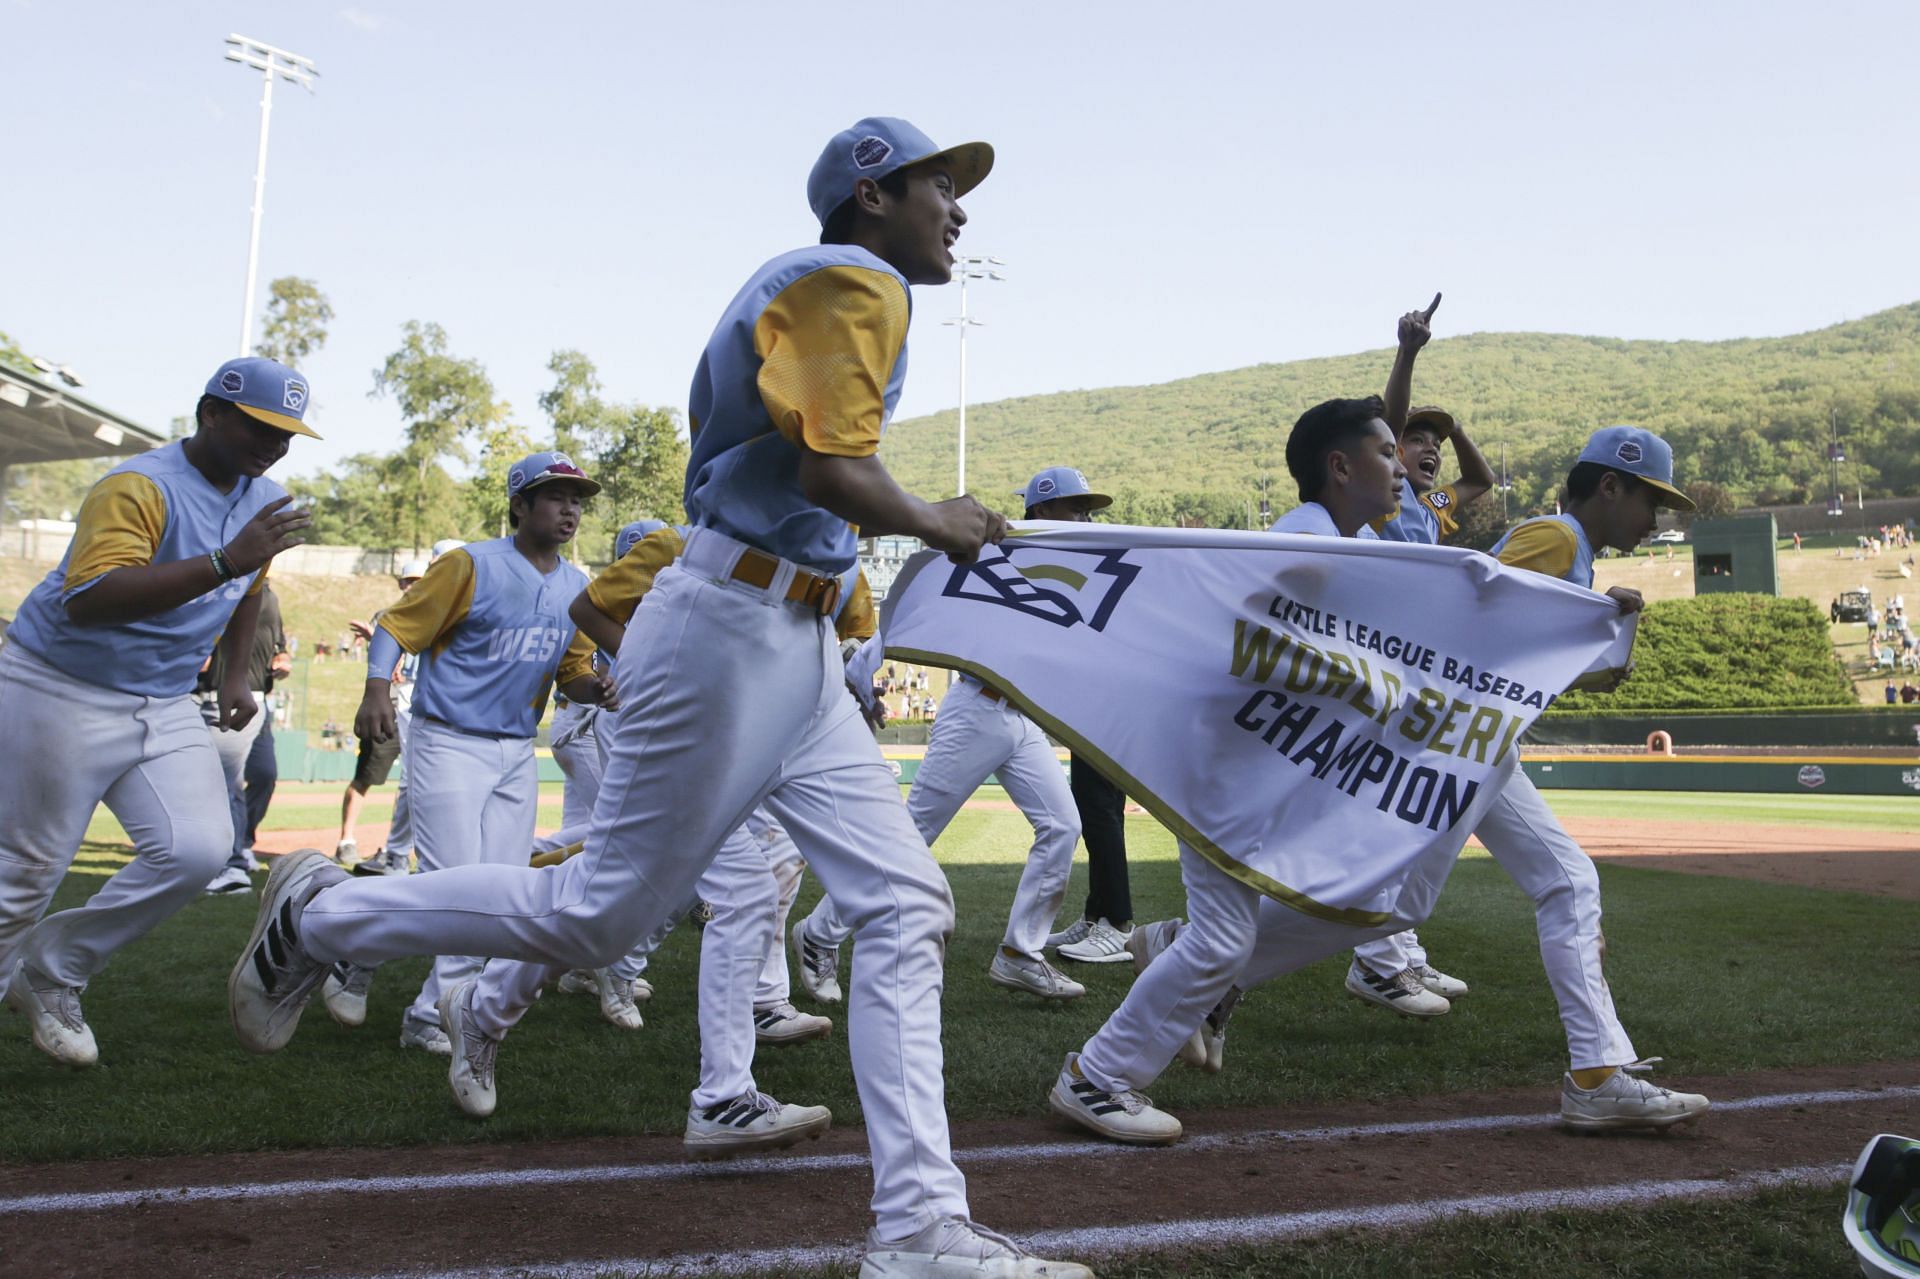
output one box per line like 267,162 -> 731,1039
1489,513 -> 1596,587
1270,501 -> 1380,539
7,442 -> 284,698
406,539 -> 591,738
684,244 -> 912,574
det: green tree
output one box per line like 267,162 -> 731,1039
464,420 -> 542,540
0,328 -> 30,375
3,459 -> 107,522
537,350 -> 686,556
256,277 -> 334,369
285,452 -> 415,548
372,322 -> 505,552
1681,479 -> 1739,522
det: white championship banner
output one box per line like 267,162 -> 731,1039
879,523 -> 1636,928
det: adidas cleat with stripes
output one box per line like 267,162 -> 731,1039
1344,957 -> 1451,1019
1048,1052 -> 1181,1145
683,1090 -> 831,1159
229,849 -> 348,1053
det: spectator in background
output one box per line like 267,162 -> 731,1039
1888,679 -> 1899,705
1901,681 -> 1918,705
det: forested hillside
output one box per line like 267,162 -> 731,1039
881,303 -> 1920,526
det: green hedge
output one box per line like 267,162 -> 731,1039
1555,594 -> 1857,712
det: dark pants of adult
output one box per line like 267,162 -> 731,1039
1069,752 -> 1132,926
223,716 -> 279,871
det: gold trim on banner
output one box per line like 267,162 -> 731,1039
886,644 -> 1392,928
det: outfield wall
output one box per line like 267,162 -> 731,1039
1521,754 -> 1920,797
1530,708 -> 1920,749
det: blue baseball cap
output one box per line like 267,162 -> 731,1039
1575,426 -> 1694,510
615,518 -> 668,559
507,450 -> 600,500
1017,466 -> 1112,513
807,117 -> 993,228
204,356 -> 320,439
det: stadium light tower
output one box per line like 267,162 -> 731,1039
224,34 -> 318,358
944,255 -> 1004,496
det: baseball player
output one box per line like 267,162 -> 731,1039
202,579 -> 289,894
1346,298 -> 1489,1014
793,467 -> 1092,1004
353,538 -> 468,880
233,116 -> 1092,1279
0,356 -> 313,1066
334,559 -> 427,868
320,453 -> 605,1052
1024,474 -> 1135,965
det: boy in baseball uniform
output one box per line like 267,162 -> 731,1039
232,117 -> 1090,1279
1,356 -> 313,1065
323,453 -> 606,1053
793,465 -> 1096,1005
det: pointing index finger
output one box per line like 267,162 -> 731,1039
1424,291 -> 1442,320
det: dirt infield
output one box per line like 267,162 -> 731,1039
4,1064 -> 1916,1278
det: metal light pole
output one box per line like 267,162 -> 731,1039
943,256 -> 1003,496
224,35 -> 317,358
1497,440 -> 1513,523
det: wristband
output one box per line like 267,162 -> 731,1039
210,548 -> 237,582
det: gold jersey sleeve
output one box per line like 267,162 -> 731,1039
584,527 -> 687,625
753,265 -> 909,458
375,548 -> 476,653
1420,484 -> 1461,539
63,472 -> 167,593
1496,519 -> 1579,580
555,628 -> 597,687
835,570 -> 877,642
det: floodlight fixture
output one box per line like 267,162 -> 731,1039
223,34 -> 318,357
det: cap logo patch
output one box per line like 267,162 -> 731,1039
1036,476 -> 1057,496
1616,441 -> 1643,464
552,452 -> 574,469
220,370 -> 245,394
282,378 -> 307,412
508,466 -> 526,491
852,136 -> 893,169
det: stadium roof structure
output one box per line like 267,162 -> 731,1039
0,362 -> 167,469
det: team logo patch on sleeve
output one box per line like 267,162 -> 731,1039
1430,491 -> 1451,508
852,136 -> 893,168
283,378 -> 308,411
220,369 -> 246,394
1615,441 -> 1644,464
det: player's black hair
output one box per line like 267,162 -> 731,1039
507,492 -> 523,530
1564,460 -> 1648,504
820,168 -> 915,245
1285,395 -> 1388,501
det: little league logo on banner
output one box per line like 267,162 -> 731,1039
880,524 -> 1637,928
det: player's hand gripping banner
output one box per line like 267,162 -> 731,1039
879,524 -> 1636,928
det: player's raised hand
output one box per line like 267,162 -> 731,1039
1397,292 -> 1442,351
926,495 -> 1010,563
225,497 -> 312,575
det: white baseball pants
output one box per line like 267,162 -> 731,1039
1078,843 -> 1399,1095
385,705 -> 414,854
802,677 -> 1079,962
1351,772 -> 1634,1069
534,701 -> 604,854
0,643 -> 232,988
401,716 -> 539,1029
301,529 -> 970,1239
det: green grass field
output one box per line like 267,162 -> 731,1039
8,793 -> 1917,1169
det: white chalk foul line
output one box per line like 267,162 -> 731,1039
2,1083 -> 1912,1219
347,1162 -> 1853,1279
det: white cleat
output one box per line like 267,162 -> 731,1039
683,1090 -> 831,1160
1045,918 -> 1093,949
1561,1059 -> 1710,1132
790,919 -> 843,1004
321,962 -> 377,1029
1412,963 -> 1469,998
988,952 -> 1085,1001
398,1016 -> 452,1056
753,1001 -> 833,1046
592,969 -> 644,1031
1177,986 -> 1243,1075
6,962 -> 98,1067
1048,1052 -> 1181,1147
861,1215 -> 1095,1279
438,981 -> 499,1118
1344,958 -> 1451,1019
229,849 -> 349,1053
1056,917 -> 1132,964
203,865 -> 253,896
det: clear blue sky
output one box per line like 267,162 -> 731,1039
7,0 -> 1919,482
